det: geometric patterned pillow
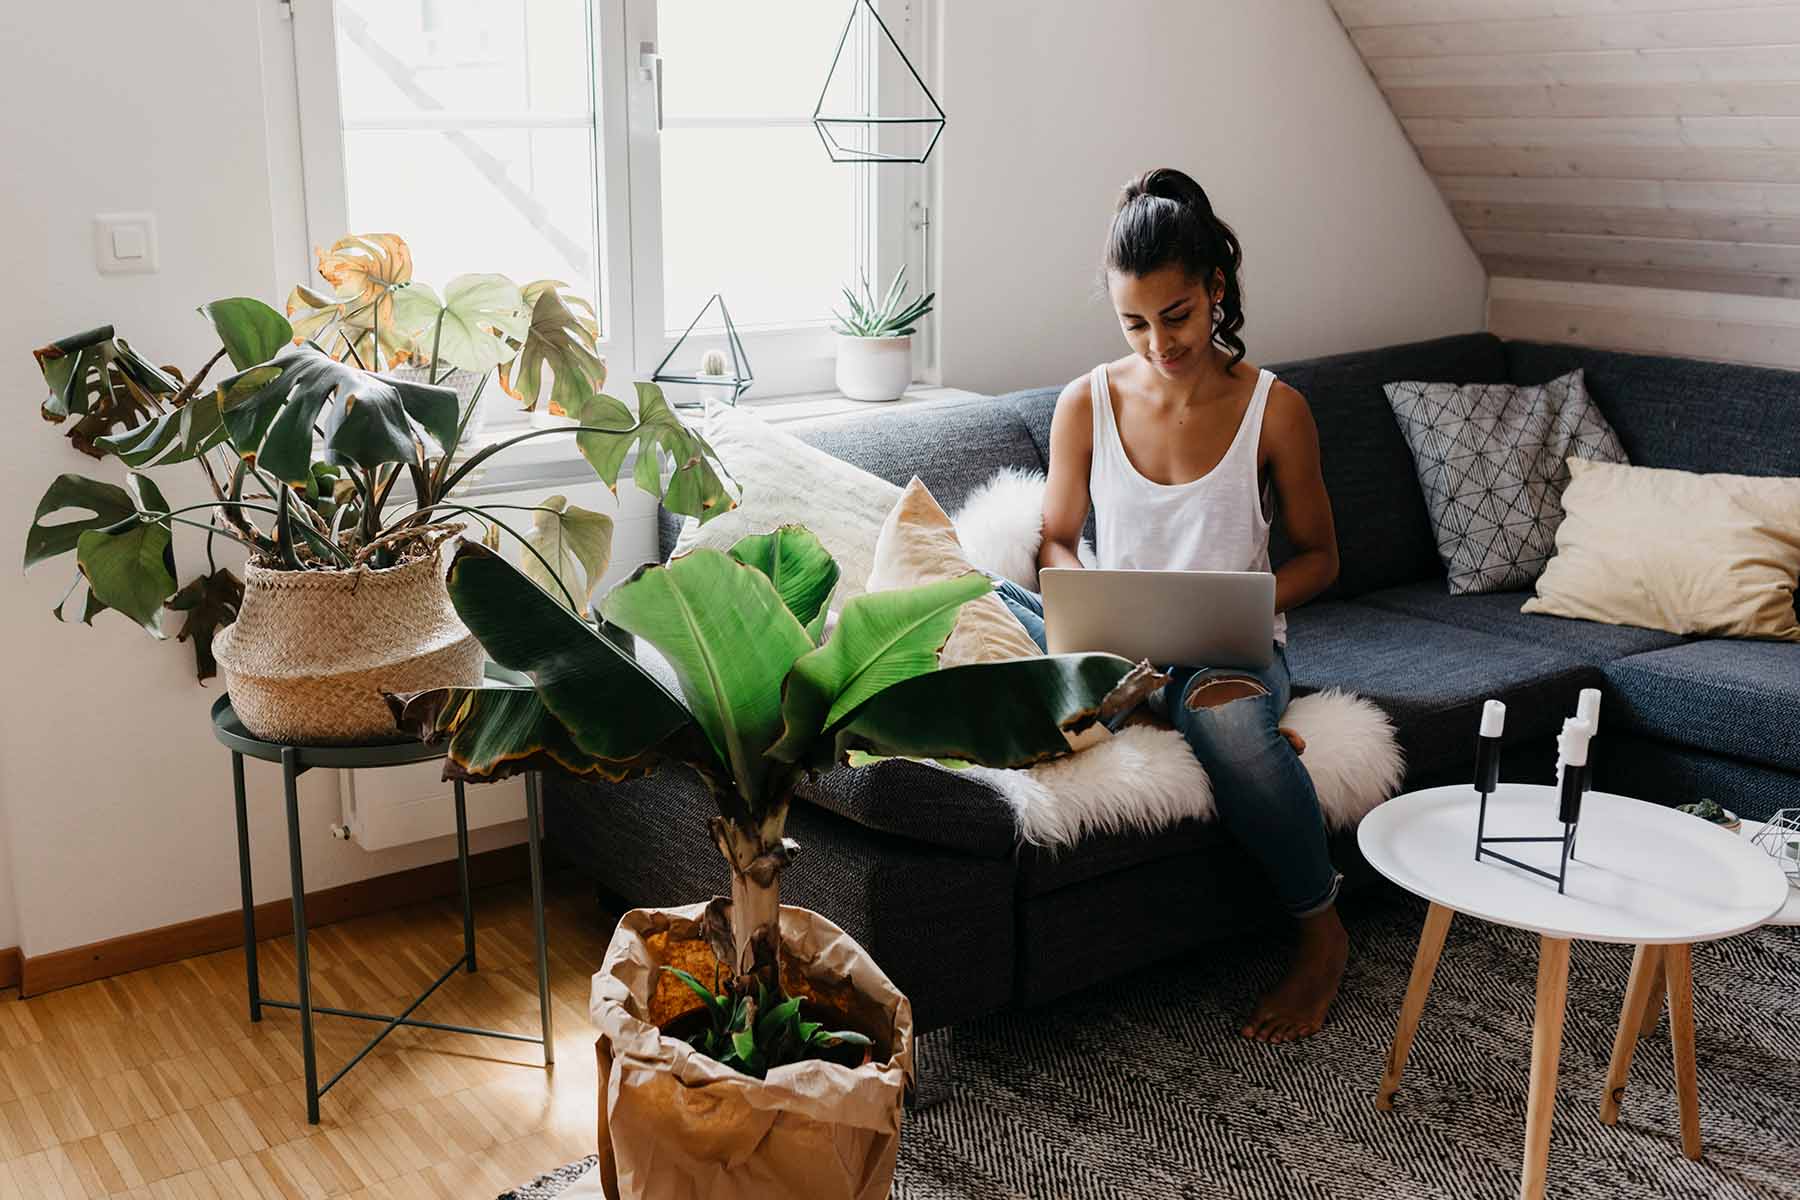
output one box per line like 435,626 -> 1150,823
1383,370 -> 1628,594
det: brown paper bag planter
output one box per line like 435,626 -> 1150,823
214,548 -> 484,745
591,902 -> 915,1200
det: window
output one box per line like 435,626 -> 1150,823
291,0 -> 931,404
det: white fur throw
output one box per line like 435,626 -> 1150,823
950,469 -> 1404,848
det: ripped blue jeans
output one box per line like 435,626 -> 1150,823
994,577 -> 1341,916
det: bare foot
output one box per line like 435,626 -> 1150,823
1242,907 -> 1348,1043
1279,727 -> 1306,755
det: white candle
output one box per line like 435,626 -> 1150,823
1577,688 -> 1601,734
1480,699 -> 1506,739
1558,717 -> 1593,768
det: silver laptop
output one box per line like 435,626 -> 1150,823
1040,568 -> 1275,669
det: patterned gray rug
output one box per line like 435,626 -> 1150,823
506,894 -> 1800,1199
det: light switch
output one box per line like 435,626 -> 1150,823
94,212 -> 158,275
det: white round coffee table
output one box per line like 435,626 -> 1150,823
1359,783 -> 1787,1200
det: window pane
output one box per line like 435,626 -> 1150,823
657,0 -> 862,332
332,0 -> 601,304
658,0 -> 851,119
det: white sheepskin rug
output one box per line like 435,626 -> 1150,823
950,470 -> 1404,849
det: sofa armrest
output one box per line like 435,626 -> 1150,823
797,759 -> 1020,859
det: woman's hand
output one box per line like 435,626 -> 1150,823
1040,375 -> 1097,571
1262,382 -> 1339,613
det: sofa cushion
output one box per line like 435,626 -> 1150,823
1603,640 -> 1800,774
1506,341 -> 1800,479
795,758 -> 1021,859
658,396 -> 1048,558
1285,601 -> 1597,778
1269,333 -> 1508,600
1597,734 -> 1798,824
1358,582 -> 1686,665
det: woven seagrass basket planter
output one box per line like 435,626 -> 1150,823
213,548 -> 485,745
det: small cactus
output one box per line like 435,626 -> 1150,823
699,348 -> 729,376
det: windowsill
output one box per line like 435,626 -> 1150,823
461,384 -> 985,494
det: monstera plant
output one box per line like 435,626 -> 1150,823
391,526 -> 1160,1074
25,234 -> 730,682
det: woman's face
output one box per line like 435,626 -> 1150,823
1108,264 -> 1221,379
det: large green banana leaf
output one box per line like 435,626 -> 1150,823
727,526 -> 838,642
388,684 -> 662,783
218,342 -> 459,483
824,653 -> 1141,769
429,542 -> 702,778
770,572 -> 989,763
601,548 -> 813,809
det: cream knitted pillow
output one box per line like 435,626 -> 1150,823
672,404 -> 900,612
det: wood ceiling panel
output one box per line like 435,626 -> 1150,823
1382,82 -> 1800,117
1333,0 -> 1800,301
1352,7 -> 1800,56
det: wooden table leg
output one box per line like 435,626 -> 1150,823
1521,936 -> 1571,1200
1665,943 -> 1702,1161
1377,902 -> 1454,1111
1601,943 -> 1664,1125
1638,953 -> 1667,1038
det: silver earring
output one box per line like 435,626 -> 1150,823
1211,303 -> 1223,325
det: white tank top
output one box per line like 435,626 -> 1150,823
1089,363 -> 1287,644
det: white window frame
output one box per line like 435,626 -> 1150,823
287,0 -> 936,406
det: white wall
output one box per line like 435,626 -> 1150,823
933,0 -> 1487,395
0,1 -> 529,963
0,813 -> 16,953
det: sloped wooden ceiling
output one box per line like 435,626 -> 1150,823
1331,0 -> 1800,300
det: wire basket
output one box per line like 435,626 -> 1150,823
1750,808 -> 1800,890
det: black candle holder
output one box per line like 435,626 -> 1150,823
1471,716 -> 1589,895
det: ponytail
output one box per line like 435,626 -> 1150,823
1104,168 -> 1246,368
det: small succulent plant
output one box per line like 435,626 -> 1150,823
832,266 -> 935,338
699,348 -> 729,377
1676,798 -> 1740,830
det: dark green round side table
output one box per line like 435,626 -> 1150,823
211,692 -> 554,1125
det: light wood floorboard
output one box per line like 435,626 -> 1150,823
0,874 -> 606,1199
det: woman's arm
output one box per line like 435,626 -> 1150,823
1039,376 -> 1096,572
1262,382 -> 1339,613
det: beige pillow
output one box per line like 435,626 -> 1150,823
1523,458 -> 1800,641
867,477 -> 1043,667
672,403 -> 900,611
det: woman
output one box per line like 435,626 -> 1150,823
997,168 -> 1345,1043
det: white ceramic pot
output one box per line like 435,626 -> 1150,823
834,334 -> 913,402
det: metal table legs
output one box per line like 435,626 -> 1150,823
230,752 -> 555,1124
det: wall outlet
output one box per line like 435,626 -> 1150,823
94,212 -> 159,275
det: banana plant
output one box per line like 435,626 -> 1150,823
389,526 -> 1163,1070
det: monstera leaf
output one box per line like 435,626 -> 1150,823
285,234 -> 415,366
389,274 -> 529,374
68,474 -> 178,636
199,298 -> 295,371
218,342 -> 459,482
34,327 -> 181,458
601,548 -> 814,808
770,572 -> 991,763
167,568 -> 244,681
391,541 -> 705,783
521,494 -> 614,611
497,281 -> 605,415
563,383 -> 733,522
728,526 -> 838,642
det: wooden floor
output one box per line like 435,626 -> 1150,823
0,872 -> 609,1199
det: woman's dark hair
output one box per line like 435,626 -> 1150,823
1104,167 -> 1245,367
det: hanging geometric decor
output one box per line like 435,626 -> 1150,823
812,0 -> 945,164
651,293 -> 753,409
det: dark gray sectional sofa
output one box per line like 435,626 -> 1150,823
545,331 -> 1800,1035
